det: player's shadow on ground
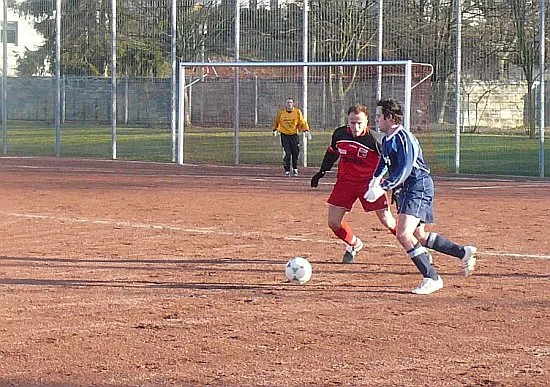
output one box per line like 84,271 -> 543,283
0,255 -> 412,276
0,255 -> 286,273
0,277 -> 410,294
2,255 -> 408,265
1,256 -> 548,282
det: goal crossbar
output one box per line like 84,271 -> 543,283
177,60 -> 421,165
179,60 -> 414,68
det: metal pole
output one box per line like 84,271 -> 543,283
200,23 -> 206,126
377,0 -> 383,102
302,0 -> 309,167
171,0 -> 177,162
321,76 -> 326,127
404,60 -> 412,131
454,0 -> 462,174
233,0 -> 240,165
111,0 -> 117,160
61,75 -> 65,123
177,66 -> 185,164
124,75 -> 129,125
254,75 -> 258,125
2,0 -> 8,155
55,0 -> 61,157
539,0 -> 545,177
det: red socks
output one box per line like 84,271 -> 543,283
332,220 -> 356,245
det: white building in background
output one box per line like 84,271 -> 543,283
1,8 -> 44,76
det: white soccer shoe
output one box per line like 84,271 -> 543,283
412,275 -> 444,295
461,246 -> 477,277
342,238 -> 363,264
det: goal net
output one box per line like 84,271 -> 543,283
177,61 -> 432,167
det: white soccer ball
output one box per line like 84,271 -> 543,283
285,256 -> 312,285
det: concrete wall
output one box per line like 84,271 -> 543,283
462,80 -> 527,131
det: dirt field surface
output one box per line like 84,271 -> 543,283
0,157 -> 549,386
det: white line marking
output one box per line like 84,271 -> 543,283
3,211 -> 549,260
480,251 -> 550,260
6,212 -> 234,235
456,184 -> 548,190
4,212 -> 343,245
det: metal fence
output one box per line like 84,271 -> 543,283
1,0 -> 548,176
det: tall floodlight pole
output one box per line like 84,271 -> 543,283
171,0 -> 177,162
111,0 -> 117,160
454,0 -> 462,174
233,0 -> 240,165
539,0 -> 545,177
302,0 -> 309,167
377,0 -> 383,102
55,0 -> 61,157
2,0 -> 8,155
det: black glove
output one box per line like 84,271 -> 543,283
310,171 -> 325,188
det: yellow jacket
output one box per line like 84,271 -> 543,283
273,107 -> 310,135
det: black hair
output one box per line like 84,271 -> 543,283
377,98 -> 403,125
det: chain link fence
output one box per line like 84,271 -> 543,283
1,0 -> 549,176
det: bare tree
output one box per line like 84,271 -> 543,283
507,0 -> 542,137
309,0 -> 379,125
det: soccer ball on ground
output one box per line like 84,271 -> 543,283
285,256 -> 312,285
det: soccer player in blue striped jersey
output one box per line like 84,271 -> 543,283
365,98 -> 477,295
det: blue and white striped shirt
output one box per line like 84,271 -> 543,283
373,125 -> 431,191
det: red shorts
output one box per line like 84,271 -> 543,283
327,178 -> 388,212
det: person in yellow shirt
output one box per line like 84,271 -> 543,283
273,98 -> 312,176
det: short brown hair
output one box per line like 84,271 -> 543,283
347,104 -> 368,116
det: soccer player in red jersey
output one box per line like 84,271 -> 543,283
310,104 -> 397,263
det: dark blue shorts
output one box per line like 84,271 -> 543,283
398,176 -> 435,224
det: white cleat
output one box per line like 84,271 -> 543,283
461,246 -> 477,277
342,238 -> 363,264
412,275 -> 444,295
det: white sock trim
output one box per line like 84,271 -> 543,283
408,245 -> 427,259
426,233 -> 438,249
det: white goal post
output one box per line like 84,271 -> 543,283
177,60 -> 432,166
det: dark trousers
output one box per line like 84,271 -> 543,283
280,133 -> 300,171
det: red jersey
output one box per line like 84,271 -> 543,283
319,125 -> 383,182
